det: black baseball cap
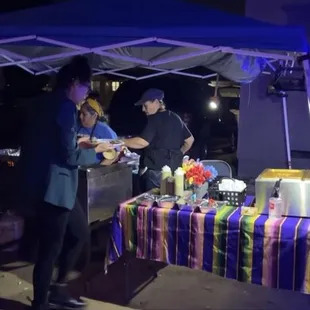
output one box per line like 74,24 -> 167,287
134,88 -> 164,106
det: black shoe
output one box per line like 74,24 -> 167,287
48,295 -> 86,309
48,290 -> 86,310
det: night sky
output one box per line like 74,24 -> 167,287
0,0 -> 245,15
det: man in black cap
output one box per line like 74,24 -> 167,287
123,88 -> 194,191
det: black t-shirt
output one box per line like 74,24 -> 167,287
140,110 -> 192,171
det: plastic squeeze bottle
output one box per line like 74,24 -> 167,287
174,167 -> 184,197
160,165 -> 172,195
268,179 -> 283,219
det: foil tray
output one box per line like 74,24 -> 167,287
136,194 -> 179,207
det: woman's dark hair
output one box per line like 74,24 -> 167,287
87,90 -> 101,102
55,56 -> 91,89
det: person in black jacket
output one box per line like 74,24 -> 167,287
123,89 -> 194,191
19,56 -> 111,310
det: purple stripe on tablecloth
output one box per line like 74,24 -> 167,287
251,215 -> 268,285
244,196 -> 255,206
189,213 -> 200,269
202,213 -> 216,272
136,207 -> 144,258
176,211 -> 191,267
278,217 -> 302,290
167,209 -> 178,265
294,219 -> 309,291
225,209 -> 242,279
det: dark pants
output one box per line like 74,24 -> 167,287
32,200 -> 89,306
140,169 -> 161,192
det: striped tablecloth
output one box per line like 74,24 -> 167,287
107,196 -> 310,294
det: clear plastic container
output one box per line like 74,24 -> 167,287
268,197 -> 283,219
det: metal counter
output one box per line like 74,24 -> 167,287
255,169 -> 310,218
77,163 -> 132,224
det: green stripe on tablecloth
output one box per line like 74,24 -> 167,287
123,204 -> 138,252
239,214 -> 258,282
212,206 -> 237,276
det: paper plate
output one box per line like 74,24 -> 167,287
92,139 -> 124,147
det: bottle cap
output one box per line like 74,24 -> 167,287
174,167 -> 184,175
162,165 -> 171,172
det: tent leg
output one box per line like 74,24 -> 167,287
301,57 -> 310,117
280,92 -> 292,169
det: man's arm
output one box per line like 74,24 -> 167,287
124,137 -> 149,149
181,135 -> 194,154
124,116 -> 156,149
57,101 -> 97,166
181,122 -> 194,154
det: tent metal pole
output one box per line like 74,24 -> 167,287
222,47 -> 294,61
156,38 -> 217,50
35,66 -> 60,75
93,37 -> 157,51
150,47 -> 221,66
139,66 -> 205,79
301,55 -> 310,116
95,50 -> 149,65
265,60 -> 276,71
94,71 -> 137,79
0,35 -> 35,44
1,54 -> 34,75
280,92 -> 292,169
37,36 -> 86,50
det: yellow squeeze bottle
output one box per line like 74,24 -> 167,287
160,166 -> 172,195
174,167 -> 184,197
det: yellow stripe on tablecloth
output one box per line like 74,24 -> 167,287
293,218 -> 303,290
160,208 -> 170,263
277,217 -> 287,288
195,213 -> 206,270
303,223 -> 310,293
242,215 -> 259,282
127,206 -> 134,250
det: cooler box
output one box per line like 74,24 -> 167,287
255,169 -> 310,218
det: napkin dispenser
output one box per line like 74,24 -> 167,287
255,169 -> 310,218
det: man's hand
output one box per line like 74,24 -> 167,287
181,135 -> 195,154
78,136 -> 90,144
95,142 -> 113,153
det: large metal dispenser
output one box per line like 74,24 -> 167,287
255,169 -> 310,218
